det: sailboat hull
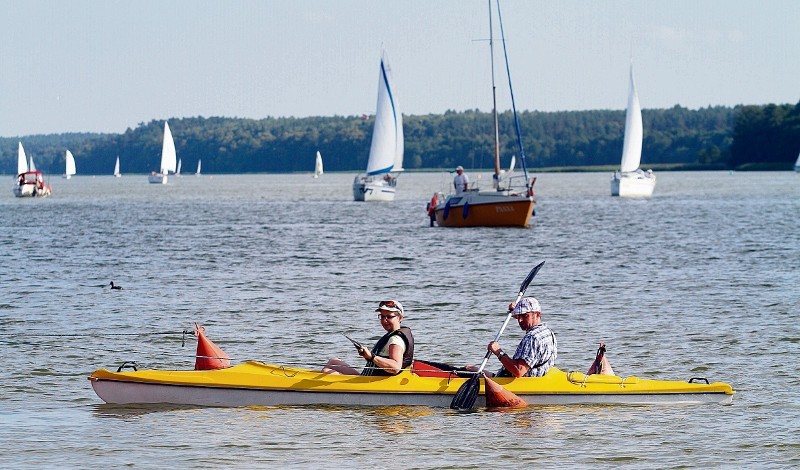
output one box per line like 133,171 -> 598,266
352,174 -> 397,202
353,181 -> 396,202
434,192 -> 534,228
148,173 -> 168,184
611,172 -> 656,197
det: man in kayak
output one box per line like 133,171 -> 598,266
484,297 -> 558,378
322,300 -> 414,376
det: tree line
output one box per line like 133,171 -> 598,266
2,102 -> 798,175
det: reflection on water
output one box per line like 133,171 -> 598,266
1,172 -> 798,467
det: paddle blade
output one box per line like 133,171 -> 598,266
518,261 -> 545,295
484,376 -> 527,408
450,374 -> 481,410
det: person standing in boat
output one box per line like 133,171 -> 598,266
322,300 -> 414,376
453,165 -> 469,194
483,297 -> 557,378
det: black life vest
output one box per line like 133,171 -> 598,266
361,326 -> 414,377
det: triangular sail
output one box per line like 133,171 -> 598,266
160,122 -> 177,174
29,154 -> 37,172
315,151 -> 324,176
196,159 -> 201,175
795,151 -> 800,171
620,63 -> 643,173
17,142 -> 28,174
114,156 -> 121,176
366,50 -> 403,175
176,158 -> 182,175
65,150 -> 76,176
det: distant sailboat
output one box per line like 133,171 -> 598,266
148,121 -> 177,184
314,151 -> 324,178
114,156 -> 121,177
794,150 -> 800,172
195,159 -> 201,176
64,150 -> 76,179
13,142 -> 52,198
611,61 -> 656,197
176,158 -> 182,177
352,50 -> 404,201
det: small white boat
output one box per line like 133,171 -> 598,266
195,159 -> 201,176
313,151 -> 323,178
63,150 -> 76,179
794,150 -> 799,172
353,50 -> 404,202
148,122 -> 177,184
175,158 -> 182,177
13,142 -> 52,197
611,62 -> 656,197
113,156 -> 121,177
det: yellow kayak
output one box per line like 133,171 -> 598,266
89,361 -> 734,407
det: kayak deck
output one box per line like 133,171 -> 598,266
89,362 -> 734,407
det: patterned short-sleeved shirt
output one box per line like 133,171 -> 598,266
511,322 -> 557,377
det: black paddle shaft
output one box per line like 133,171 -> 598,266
450,260 -> 545,410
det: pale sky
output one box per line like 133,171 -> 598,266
1,0 -> 798,136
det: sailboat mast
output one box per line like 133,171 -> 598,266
496,0 -> 530,188
489,0 -> 501,182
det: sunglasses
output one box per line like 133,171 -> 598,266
377,313 -> 399,320
379,300 -> 397,309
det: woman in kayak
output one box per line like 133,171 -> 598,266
322,300 -> 414,376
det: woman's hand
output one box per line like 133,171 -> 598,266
357,347 -> 372,361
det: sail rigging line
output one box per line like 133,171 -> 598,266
496,0 -> 531,189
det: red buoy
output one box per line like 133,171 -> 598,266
194,323 -> 231,370
484,375 -> 528,408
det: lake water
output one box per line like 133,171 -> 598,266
2,171 -> 798,467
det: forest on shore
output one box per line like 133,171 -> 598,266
2,101 -> 799,175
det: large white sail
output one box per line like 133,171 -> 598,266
161,122 -> 177,174
366,51 -> 403,175
17,142 -> 28,174
65,150 -> 76,177
114,156 -> 121,177
315,151 -> 324,177
28,154 -> 37,172
620,63 -> 643,173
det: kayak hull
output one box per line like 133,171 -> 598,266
88,362 -> 734,407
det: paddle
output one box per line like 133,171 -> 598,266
450,260 -> 545,410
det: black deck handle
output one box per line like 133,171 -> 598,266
688,377 -> 709,384
116,361 -> 139,372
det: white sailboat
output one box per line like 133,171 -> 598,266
352,50 -> 404,202
611,62 -> 655,197
148,121 -> 177,184
114,156 -> 121,177
313,151 -> 323,178
13,142 -> 52,197
176,158 -> 182,177
195,159 -> 201,176
794,151 -> 799,172
63,150 -> 76,179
